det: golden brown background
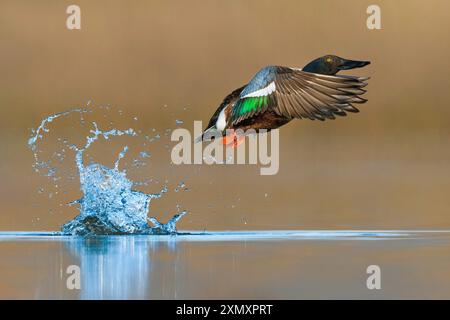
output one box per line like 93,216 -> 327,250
1,0 -> 450,231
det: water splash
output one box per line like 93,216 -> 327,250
28,108 -> 89,176
148,211 -> 187,234
28,108 -> 187,236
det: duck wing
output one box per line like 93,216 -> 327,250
231,66 -> 369,124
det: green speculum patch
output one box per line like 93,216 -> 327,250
239,96 -> 268,115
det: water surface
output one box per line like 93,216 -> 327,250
1,230 -> 450,299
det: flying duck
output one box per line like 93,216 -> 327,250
197,55 -> 370,145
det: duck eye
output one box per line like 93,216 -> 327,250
326,57 -> 332,63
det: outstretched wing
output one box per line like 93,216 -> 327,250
231,66 -> 369,124
231,66 -> 278,124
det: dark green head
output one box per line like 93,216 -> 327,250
303,55 -> 370,75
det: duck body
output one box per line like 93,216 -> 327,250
199,55 -> 370,142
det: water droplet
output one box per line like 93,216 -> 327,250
139,151 -> 150,158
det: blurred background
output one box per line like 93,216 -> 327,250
1,0 -> 450,231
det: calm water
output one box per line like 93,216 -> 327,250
1,230 -> 450,299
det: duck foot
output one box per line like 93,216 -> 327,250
221,131 -> 245,148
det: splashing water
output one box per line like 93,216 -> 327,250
28,108 -> 187,236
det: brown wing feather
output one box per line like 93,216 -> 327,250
272,68 -> 369,121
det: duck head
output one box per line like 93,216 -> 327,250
302,55 -> 370,75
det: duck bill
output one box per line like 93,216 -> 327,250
338,59 -> 370,70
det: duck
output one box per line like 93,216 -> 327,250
197,55 -> 370,146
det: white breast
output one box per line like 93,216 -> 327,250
216,107 -> 227,131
